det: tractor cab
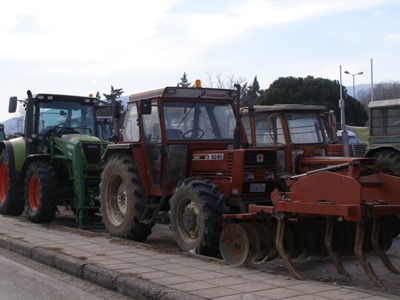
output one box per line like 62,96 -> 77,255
241,104 -> 335,174
120,86 -> 249,192
9,93 -> 102,156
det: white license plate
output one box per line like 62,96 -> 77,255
250,183 -> 266,193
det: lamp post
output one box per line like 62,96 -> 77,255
344,70 -> 363,99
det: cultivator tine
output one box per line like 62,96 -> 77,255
275,218 -> 303,280
324,218 -> 351,277
354,222 -> 386,289
371,219 -> 400,274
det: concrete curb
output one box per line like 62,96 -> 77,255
0,235 -> 203,300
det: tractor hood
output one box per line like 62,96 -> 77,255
61,134 -> 101,144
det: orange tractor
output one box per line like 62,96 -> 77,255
99,84 -> 277,256
219,104 -> 400,288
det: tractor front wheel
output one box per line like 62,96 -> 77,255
24,161 -> 58,223
170,178 -> 226,257
0,149 -> 24,216
100,155 -> 152,241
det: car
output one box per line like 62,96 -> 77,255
336,130 -> 367,156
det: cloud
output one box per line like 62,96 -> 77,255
0,0 -> 396,78
385,34 -> 400,42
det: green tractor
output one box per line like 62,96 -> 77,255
366,98 -> 400,175
0,90 -> 112,228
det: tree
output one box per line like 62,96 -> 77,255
177,72 -> 191,87
258,76 -> 368,126
103,86 -> 124,105
358,81 -> 400,107
241,76 -> 260,106
204,73 -> 246,89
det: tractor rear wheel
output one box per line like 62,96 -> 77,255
373,149 -> 400,175
24,161 -> 58,223
170,178 -> 225,257
100,155 -> 152,241
0,149 -> 24,216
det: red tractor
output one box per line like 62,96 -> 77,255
219,103 -> 400,288
99,84 -> 277,256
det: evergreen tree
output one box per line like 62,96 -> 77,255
258,76 -> 368,126
242,76 -> 260,106
177,72 -> 191,87
103,86 -> 124,105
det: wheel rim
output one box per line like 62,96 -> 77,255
177,197 -> 201,245
28,175 -> 40,211
106,174 -> 127,226
0,163 -> 8,202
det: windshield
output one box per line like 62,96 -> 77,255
251,112 -> 324,145
37,101 -> 96,135
286,113 -> 324,144
163,101 -> 236,140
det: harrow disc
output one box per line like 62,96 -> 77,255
220,223 -> 249,266
252,223 -> 272,264
240,223 -> 260,264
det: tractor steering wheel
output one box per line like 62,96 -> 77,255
182,128 -> 204,139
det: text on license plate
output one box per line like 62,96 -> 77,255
250,183 -> 266,193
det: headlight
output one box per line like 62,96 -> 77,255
265,171 -> 275,180
244,171 -> 255,180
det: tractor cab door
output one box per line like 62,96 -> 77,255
141,102 -> 163,188
141,101 -> 189,192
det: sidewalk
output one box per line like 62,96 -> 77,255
0,215 -> 398,300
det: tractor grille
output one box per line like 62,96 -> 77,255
244,150 -> 276,169
82,143 -> 101,164
352,144 -> 367,157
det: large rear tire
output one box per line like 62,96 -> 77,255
373,149 -> 400,175
100,155 -> 151,241
0,149 -> 24,216
24,161 -> 58,223
170,178 -> 225,257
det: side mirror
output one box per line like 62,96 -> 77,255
9,97 -> 18,113
140,99 -> 152,115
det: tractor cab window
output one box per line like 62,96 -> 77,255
163,101 -> 236,140
37,101 -> 95,136
286,113 -> 323,144
250,113 -> 285,146
371,108 -> 400,136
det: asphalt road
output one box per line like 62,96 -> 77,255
0,246 -> 133,300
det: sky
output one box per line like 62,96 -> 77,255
1,0 -> 399,122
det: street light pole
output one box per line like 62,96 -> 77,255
344,70 -> 363,99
